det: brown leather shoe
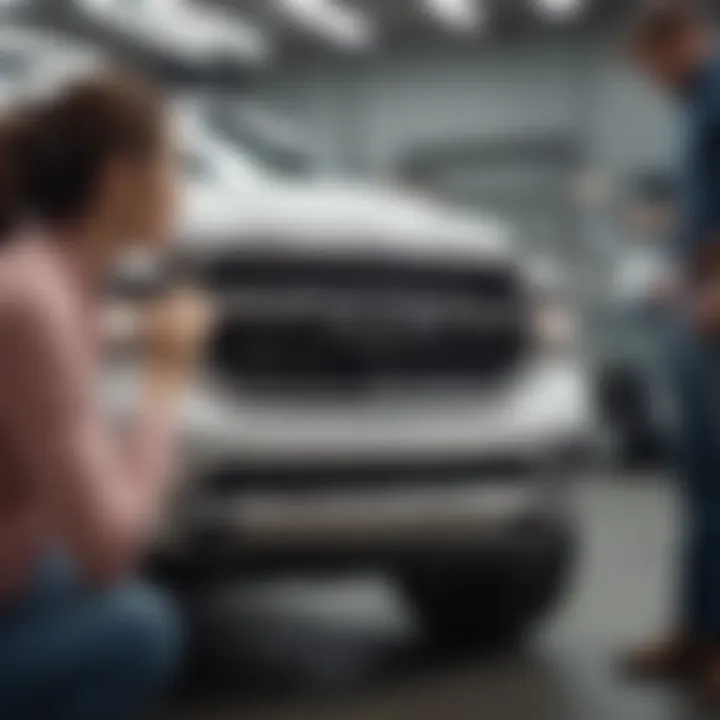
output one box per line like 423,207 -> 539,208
617,636 -> 705,681
700,655 -> 720,705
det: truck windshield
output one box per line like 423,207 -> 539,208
191,98 -> 317,178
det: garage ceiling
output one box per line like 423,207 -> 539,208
205,0 -> 629,42
0,0 -> 648,74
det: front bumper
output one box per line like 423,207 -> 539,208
153,449 -> 579,581
122,356 -> 590,577
106,357 -> 590,467
150,489 -> 576,583
176,357 -> 592,468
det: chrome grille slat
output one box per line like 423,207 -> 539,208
205,254 -> 527,390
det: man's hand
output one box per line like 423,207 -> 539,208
649,272 -> 680,309
694,283 -> 720,333
691,243 -> 720,333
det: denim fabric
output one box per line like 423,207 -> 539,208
669,322 -> 720,637
0,555 -> 182,719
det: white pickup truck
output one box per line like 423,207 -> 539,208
123,102 -> 592,647
0,26 -> 592,644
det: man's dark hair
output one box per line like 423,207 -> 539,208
625,0 -> 707,52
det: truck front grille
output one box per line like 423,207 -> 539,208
205,253 -> 528,393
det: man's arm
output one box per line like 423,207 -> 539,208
685,89 -> 720,330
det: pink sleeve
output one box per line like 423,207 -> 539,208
0,293 -> 175,582
122,406 -> 178,497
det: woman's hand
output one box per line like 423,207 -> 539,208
141,288 -> 215,402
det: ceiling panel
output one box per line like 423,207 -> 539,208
0,0 -> 643,73
203,0 -> 630,41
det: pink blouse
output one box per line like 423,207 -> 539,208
0,232 -> 175,596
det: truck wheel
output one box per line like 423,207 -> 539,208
401,537 -> 573,649
402,573 -> 526,649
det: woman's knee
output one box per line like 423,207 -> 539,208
104,583 -> 184,693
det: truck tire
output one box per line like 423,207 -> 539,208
401,530 -> 574,649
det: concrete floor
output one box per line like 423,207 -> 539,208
163,475 -> 719,720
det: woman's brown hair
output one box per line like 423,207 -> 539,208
0,73 -> 166,237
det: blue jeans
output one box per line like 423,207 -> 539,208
0,556 -> 182,719
671,322 -> 720,638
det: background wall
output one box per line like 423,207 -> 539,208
244,35 -> 680,303
255,39 -> 679,180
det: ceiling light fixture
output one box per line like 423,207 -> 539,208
75,0 -> 272,65
533,0 -> 586,20
420,0 -> 487,33
277,0 -> 377,50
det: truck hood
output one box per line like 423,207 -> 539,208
180,178 -> 515,264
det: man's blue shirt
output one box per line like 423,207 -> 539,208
682,57 -> 720,262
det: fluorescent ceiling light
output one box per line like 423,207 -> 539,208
0,27 -> 104,100
0,26 -> 98,60
76,0 -> 272,65
420,0 -> 487,33
277,0 -> 377,50
533,0 -> 586,19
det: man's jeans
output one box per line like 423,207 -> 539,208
671,321 -> 720,638
0,555 -> 181,719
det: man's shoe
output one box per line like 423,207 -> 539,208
617,636 -> 705,681
699,654 -> 720,705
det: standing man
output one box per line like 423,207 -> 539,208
624,1 -> 720,697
